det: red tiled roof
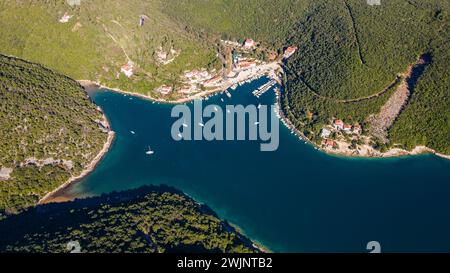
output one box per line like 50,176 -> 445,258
286,46 -> 298,53
205,76 -> 222,84
334,119 -> 344,126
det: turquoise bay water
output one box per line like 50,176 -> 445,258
71,78 -> 450,252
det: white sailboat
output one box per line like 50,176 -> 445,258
130,131 -> 135,135
145,146 -> 154,155
198,122 -> 205,127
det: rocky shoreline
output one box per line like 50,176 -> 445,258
38,114 -> 115,204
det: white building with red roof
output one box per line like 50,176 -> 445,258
236,60 -> 257,70
120,61 -> 134,78
284,46 -> 298,59
244,39 -> 256,49
322,139 -> 335,149
204,76 -> 223,87
343,124 -> 353,133
158,85 -> 173,95
334,119 -> 344,130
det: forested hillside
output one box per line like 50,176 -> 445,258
164,0 -> 449,155
0,186 -> 259,253
0,55 -> 109,215
0,0 -> 220,98
284,0 -> 449,154
162,0 -> 310,49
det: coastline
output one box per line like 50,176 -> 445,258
78,80 -> 202,105
78,62 -> 282,105
78,62 -> 450,164
274,88 -> 450,160
80,77 -> 449,161
180,191 -> 271,253
227,221 -> 272,253
38,116 -> 115,205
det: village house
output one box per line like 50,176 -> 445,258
203,75 -> 223,87
322,139 -> 335,149
236,60 -> 257,70
59,12 -> 73,23
183,70 -> 212,83
120,61 -> 134,78
343,124 -> 353,133
184,70 -> 198,79
284,46 -> 298,59
198,70 -> 210,79
333,119 -> 344,130
158,85 -> 173,95
243,39 -> 256,49
178,85 -> 196,95
321,128 -> 331,138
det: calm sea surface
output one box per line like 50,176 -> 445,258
70,78 -> 450,252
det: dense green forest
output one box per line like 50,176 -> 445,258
0,185 -> 259,253
389,44 -> 449,153
284,0 -> 449,153
162,0 -> 310,49
164,0 -> 449,154
0,54 -> 108,215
